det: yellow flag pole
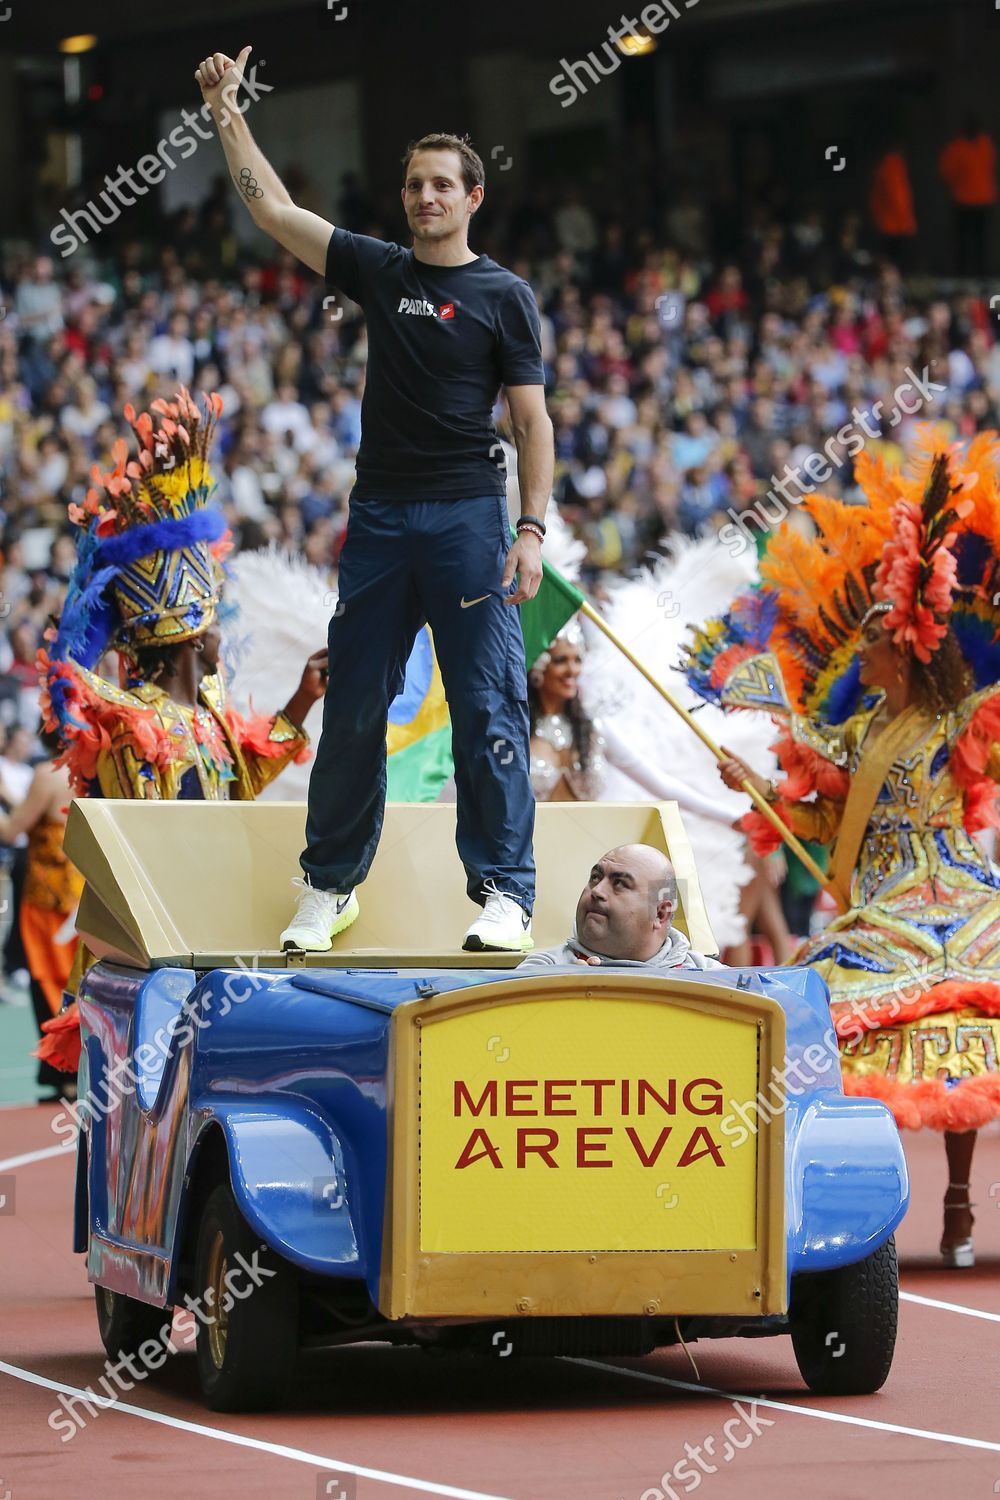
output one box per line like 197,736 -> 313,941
577,600 -> 846,911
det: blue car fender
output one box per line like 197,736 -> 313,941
787,1094 -> 909,1275
200,1103 -> 363,1278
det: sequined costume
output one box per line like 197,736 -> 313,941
35,387 -> 310,1072
777,693 -> 1000,1128
530,711 -> 606,801
687,430 -> 1000,1129
73,663 -> 307,801
38,387 -> 311,801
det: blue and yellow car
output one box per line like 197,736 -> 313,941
64,799 -> 908,1411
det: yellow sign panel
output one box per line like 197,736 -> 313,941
419,997 -> 759,1253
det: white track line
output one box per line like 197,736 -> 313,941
570,1359 -> 1000,1452
0,1361 -> 513,1500
0,1142 -> 75,1172
900,1289 -> 1000,1323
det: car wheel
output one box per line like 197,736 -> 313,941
95,1284 -> 173,1363
193,1181 -> 298,1412
789,1234 -> 898,1395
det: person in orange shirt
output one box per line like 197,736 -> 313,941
0,729 -> 82,1099
870,142 -> 917,271
939,113 -> 997,277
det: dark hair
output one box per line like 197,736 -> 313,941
400,133 -> 485,195
915,628 -> 972,714
528,679 -> 594,774
132,640 -> 183,684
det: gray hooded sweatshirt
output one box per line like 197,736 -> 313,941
517,923 -> 722,973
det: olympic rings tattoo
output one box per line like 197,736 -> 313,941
238,167 -> 263,200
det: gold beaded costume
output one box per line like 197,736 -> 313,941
36,387 -> 309,1071
40,387 -> 309,803
687,432 -> 1000,1130
73,664 -> 307,801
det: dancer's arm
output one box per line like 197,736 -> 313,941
718,747 -> 842,844
195,47 -> 334,275
281,649 -> 328,732
231,713 -> 310,798
222,649 -> 324,798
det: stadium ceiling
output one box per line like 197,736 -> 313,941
0,0 -> 952,53
5,0 -> 284,49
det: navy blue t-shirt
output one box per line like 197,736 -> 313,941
325,227 -> 544,500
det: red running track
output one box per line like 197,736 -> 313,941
1,1104 -> 998,1500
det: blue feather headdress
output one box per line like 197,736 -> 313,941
41,387 -> 232,748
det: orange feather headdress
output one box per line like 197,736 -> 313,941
687,426 -> 1000,723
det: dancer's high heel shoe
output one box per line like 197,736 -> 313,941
940,1181 -> 975,1268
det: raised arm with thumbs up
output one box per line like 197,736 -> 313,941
193,46 -> 334,275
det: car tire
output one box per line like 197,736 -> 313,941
193,1181 -> 299,1412
95,1284 -> 174,1364
789,1234 -> 898,1395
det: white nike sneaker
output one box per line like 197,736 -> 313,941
462,880 -> 533,952
280,876 -> 359,952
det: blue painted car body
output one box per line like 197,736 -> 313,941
74,957 -> 908,1318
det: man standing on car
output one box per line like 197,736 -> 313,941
195,48 -> 553,953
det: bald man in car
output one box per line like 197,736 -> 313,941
518,843 -> 722,971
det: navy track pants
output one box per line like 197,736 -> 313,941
300,494 -> 535,912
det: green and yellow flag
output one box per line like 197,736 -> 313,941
385,626 -> 452,801
385,560 -> 585,801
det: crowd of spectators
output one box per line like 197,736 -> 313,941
1,151 -> 1000,996
3,166 -> 1000,756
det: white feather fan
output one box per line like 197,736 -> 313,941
223,546 -> 333,800
579,534 -> 778,949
